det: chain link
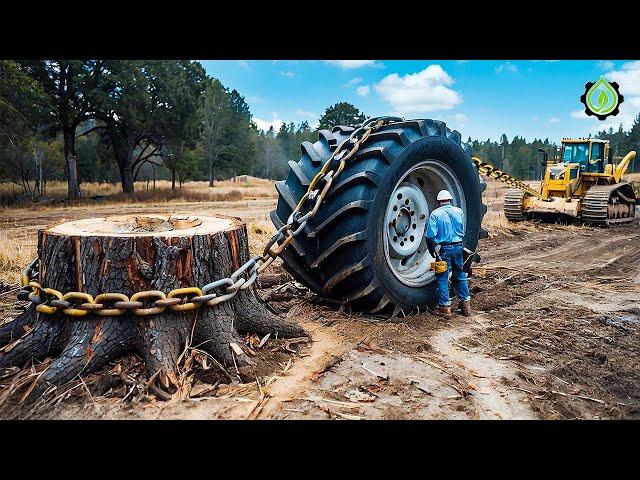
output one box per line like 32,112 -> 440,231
17,116 -> 401,317
472,156 -> 545,199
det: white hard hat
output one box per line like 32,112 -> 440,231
437,190 -> 453,202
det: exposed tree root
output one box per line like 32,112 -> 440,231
0,214 -> 307,403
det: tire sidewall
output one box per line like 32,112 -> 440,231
369,135 -> 482,308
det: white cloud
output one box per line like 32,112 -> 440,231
294,109 -> 317,120
495,62 -> 518,74
549,117 -> 560,124
236,60 -> 250,70
356,85 -> 370,96
532,115 -> 540,121
246,95 -> 264,104
570,96 -> 640,132
344,77 -> 363,88
449,113 -> 467,129
597,60 -> 615,71
570,61 -> 640,133
253,114 -> 284,133
606,61 -> 640,96
280,71 -> 296,78
373,65 -> 462,115
324,60 -> 383,69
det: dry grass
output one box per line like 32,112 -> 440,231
624,173 -> 640,192
0,177 -> 277,206
481,178 -> 517,236
0,220 -> 275,287
0,176 -> 277,285
0,232 -> 36,284
248,221 -> 276,256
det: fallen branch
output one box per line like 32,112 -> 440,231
264,292 -> 297,302
512,386 -> 535,395
311,354 -> 343,381
576,394 -> 606,405
334,411 -> 362,420
416,357 -> 463,386
361,365 -> 388,380
276,337 -> 311,353
257,273 -> 292,289
149,385 -> 172,401
416,356 -> 474,397
452,341 -> 470,351
296,396 -> 362,408
548,389 -> 606,405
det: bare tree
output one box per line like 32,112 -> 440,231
259,131 -> 282,180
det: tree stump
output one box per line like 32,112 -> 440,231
0,214 -> 306,399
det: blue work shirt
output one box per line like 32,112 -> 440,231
426,204 -> 465,244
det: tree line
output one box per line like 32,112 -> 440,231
471,115 -> 640,180
0,61 -> 370,200
1,60 -> 638,202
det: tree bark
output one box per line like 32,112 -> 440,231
209,154 -> 217,188
61,127 -> 81,199
117,151 -> 135,193
0,214 -> 305,400
109,126 -> 136,194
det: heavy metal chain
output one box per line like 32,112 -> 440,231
471,156 -> 544,199
17,116 -> 402,318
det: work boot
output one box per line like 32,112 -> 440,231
434,305 -> 452,318
458,300 -> 472,317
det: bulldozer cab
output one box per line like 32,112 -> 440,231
560,138 -> 608,174
540,138 -> 611,199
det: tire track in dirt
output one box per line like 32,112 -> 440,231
256,319 -> 351,419
467,218 -> 640,419
427,315 -> 536,419
259,314 -> 536,419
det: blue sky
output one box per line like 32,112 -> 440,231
200,60 -> 640,143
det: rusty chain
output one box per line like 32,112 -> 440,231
17,116 -> 402,317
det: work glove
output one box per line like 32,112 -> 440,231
426,237 -> 437,258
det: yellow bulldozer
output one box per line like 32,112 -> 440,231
474,138 -> 637,226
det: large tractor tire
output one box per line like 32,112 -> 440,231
271,119 -> 488,314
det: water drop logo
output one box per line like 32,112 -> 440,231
580,76 -> 624,120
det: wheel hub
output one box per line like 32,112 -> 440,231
383,161 -> 466,287
393,208 -> 412,235
386,183 -> 428,259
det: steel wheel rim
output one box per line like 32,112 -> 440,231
383,160 -> 466,287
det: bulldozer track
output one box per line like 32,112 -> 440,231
503,189 -> 526,222
582,184 -> 636,226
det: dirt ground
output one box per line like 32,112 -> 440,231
1,182 -> 639,420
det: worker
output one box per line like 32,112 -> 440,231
425,190 -> 471,318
